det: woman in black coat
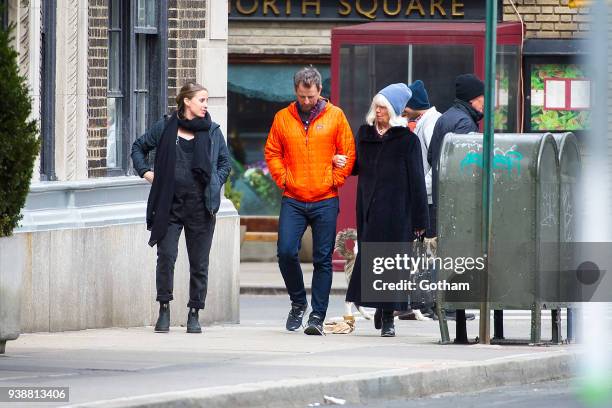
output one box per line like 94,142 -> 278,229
131,82 -> 231,334
345,83 -> 429,337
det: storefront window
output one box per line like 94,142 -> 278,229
495,45 -> 520,132
529,63 -> 590,132
339,44 -> 474,134
227,64 -> 330,215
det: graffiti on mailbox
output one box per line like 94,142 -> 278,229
460,147 -> 524,177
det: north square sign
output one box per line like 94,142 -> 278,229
229,0 -> 503,22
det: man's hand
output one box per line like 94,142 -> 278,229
143,171 -> 154,184
332,154 -> 348,168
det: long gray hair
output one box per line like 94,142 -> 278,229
365,94 -> 407,128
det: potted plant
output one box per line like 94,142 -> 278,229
241,161 -> 282,215
0,19 -> 40,353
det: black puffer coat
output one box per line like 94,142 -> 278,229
427,100 -> 482,235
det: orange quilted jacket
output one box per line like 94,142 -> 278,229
265,100 -> 355,202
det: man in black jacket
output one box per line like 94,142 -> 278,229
427,74 -> 484,338
428,73 -> 484,232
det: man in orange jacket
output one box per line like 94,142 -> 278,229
265,66 -> 355,335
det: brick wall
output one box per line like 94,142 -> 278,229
503,0 -> 590,38
167,0 -> 207,112
87,0 -> 108,177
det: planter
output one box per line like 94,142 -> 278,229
240,225 -> 247,247
0,234 -> 26,354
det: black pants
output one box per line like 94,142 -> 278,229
155,192 -> 216,309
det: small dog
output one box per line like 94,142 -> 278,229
336,232 -> 439,321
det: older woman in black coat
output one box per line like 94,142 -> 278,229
345,83 -> 429,337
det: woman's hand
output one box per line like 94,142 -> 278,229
332,154 -> 348,168
143,171 -> 154,184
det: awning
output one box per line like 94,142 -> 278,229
228,64 -> 330,103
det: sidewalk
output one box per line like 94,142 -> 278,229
1,312 -> 579,408
0,262 -> 583,408
240,262 -> 349,295
0,322 -> 575,408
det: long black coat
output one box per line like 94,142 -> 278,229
346,125 -> 429,310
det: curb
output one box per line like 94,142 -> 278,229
69,350 -> 577,408
240,286 -> 347,296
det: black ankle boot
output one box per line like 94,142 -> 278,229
374,308 -> 383,330
155,302 -> 170,333
381,310 -> 395,337
187,308 -> 202,334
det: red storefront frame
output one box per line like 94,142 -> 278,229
330,22 -> 523,270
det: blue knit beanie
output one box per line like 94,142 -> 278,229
406,80 -> 430,110
378,83 -> 412,116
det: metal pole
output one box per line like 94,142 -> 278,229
480,0 -> 497,345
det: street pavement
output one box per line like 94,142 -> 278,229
0,263 -> 591,408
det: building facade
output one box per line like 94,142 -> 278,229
227,0 -> 590,216
1,0 -> 239,332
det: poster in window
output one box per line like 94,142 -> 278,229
570,80 -> 590,110
531,64 -> 590,131
544,80 -> 566,109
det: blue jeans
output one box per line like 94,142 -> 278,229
277,196 -> 339,318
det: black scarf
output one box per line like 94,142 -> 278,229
147,112 -> 212,246
177,112 -> 212,185
454,98 -> 484,124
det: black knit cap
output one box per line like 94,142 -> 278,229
455,74 -> 484,102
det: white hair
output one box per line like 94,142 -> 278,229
365,94 -> 407,128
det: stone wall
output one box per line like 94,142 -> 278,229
17,217 -> 239,332
54,0 -> 89,181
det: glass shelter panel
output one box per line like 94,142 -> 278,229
339,44 -> 474,133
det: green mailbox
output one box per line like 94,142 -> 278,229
553,132 -> 581,342
436,133 -> 561,344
